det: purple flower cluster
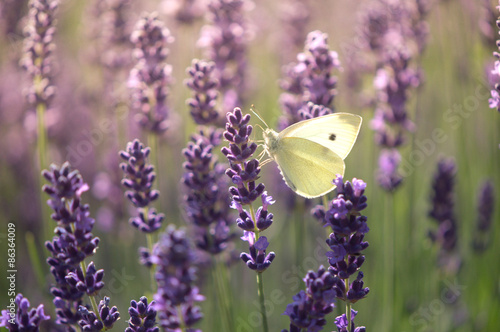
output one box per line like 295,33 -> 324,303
182,129 -> 233,254
281,266 -> 336,332
222,108 -> 276,271
78,297 -> 120,331
198,0 -> 249,113
308,176 -> 369,330
279,30 -> 340,129
152,225 -> 204,330
42,162 -> 98,325
334,309 -> 366,332
360,0 -> 428,191
161,0 -> 206,24
20,0 -> 59,107
489,1 -> 500,112
428,158 -> 461,273
88,0 -> 132,72
278,0 -> 310,63
472,180 -> 495,252
185,59 -> 221,126
428,158 -> 457,251
125,296 -> 159,332
0,294 -> 50,331
42,162 -> 119,328
120,139 -> 164,233
128,12 -> 174,134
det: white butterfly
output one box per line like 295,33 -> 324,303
263,113 -> 362,198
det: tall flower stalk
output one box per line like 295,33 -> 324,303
42,162 -> 120,329
184,58 -> 235,330
472,180 -> 495,252
151,225 -> 204,331
222,108 -> 275,332
128,12 -> 174,201
120,139 -> 165,288
20,0 -> 59,240
312,176 -> 369,332
198,0 -> 250,115
428,158 -> 461,274
279,30 -> 341,129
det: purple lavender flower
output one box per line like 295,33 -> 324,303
151,225 -> 204,330
310,176 -> 369,329
376,148 -> 403,191
489,2 -> 500,113
358,0 -> 427,191
0,294 -> 50,331
128,12 -> 174,133
222,107 -> 276,270
428,158 -> 461,273
65,261 -> 104,296
281,266 -> 336,332
160,0 -> 206,24
472,180 -> 495,252
20,0 -> 59,108
334,309 -> 366,332
185,59 -> 221,126
198,0 -> 249,113
88,0 -> 133,72
182,129 -> 233,254
125,296 -> 159,332
479,0 -> 497,45
120,139 -> 164,233
78,297 -> 120,331
240,232 -> 275,272
278,0 -> 310,63
42,162 -> 116,326
279,30 -> 341,129
370,49 -> 419,191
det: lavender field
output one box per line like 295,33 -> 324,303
0,0 -> 499,331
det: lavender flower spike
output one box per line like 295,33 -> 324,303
152,225 -> 204,330
125,296 -> 159,332
185,59 -> 221,126
489,1 -> 500,112
128,12 -> 174,133
182,129 -> 233,254
282,266 -> 336,332
198,0 -> 250,113
279,30 -> 341,129
20,0 -> 59,107
0,294 -> 50,331
120,139 -> 164,233
472,180 -> 496,252
42,162 -> 102,326
428,158 -> 461,274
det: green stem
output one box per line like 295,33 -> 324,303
36,100 -> 52,243
176,305 -> 187,332
212,256 -> 235,331
256,272 -> 269,332
25,232 -> 46,289
383,193 -> 395,331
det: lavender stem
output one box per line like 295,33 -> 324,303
257,272 -> 269,332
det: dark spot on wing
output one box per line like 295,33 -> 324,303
329,133 -> 336,141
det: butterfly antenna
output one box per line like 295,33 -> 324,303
260,158 -> 272,167
250,105 -> 269,128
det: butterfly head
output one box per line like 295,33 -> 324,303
263,128 -> 280,154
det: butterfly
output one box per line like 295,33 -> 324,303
262,113 -> 362,198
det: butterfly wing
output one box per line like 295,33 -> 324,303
271,136 -> 345,198
278,113 -> 362,160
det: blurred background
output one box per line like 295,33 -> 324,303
0,0 -> 499,331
